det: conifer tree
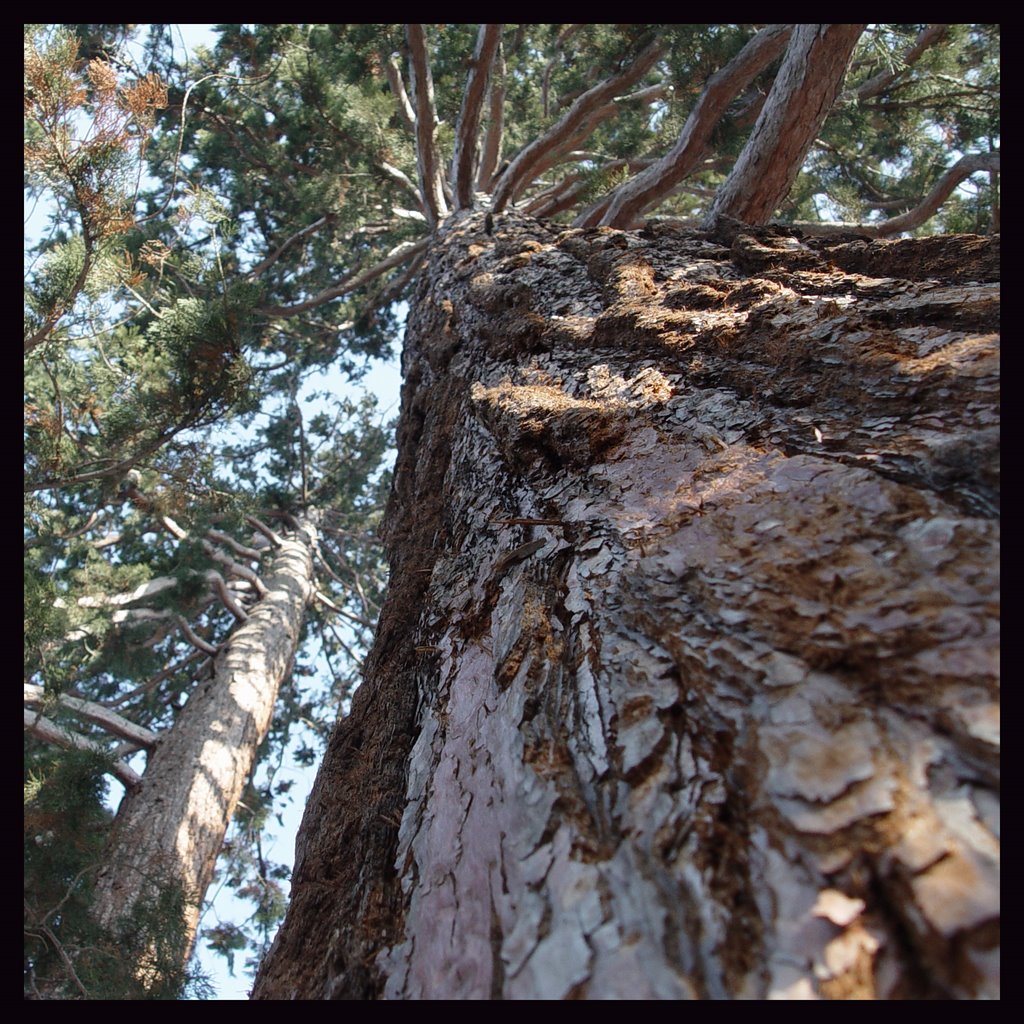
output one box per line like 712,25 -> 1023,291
26,24 -> 998,999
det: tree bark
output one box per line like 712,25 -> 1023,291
406,25 -> 449,226
706,25 -> 865,228
254,214 -> 999,1000
451,24 -> 502,211
91,515 -> 317,982
591,24 -> 793,229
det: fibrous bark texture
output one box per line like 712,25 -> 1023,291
707,24 -> 865,228
92,518 -> 316,970
255,214 -> 999,1000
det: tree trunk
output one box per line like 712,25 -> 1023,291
254,214 -> 999,1000
91,515 -> 317,986
706,24 -> 864,228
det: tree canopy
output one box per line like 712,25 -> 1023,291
24,23 -> 999,999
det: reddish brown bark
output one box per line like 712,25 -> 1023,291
254,213 -> 998,1000
706,25 -> 865,228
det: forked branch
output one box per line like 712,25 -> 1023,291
591,25 -> 793,228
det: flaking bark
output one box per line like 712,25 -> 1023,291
255,214 -> 998,1000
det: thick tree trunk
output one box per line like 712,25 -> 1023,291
254,214 -> 999,999
706,24 -> 864,228
91,516 -> 317,984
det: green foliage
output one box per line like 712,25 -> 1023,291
24,747 -> 211,999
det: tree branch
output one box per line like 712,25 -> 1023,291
855,24 -> 949,102
202,540 -> 269,597
406,25 -> 449,225
206,528 -> 265,562
705,24 -> 865,228
492,36 -> 664,213
451,25 -> 503,211
590,25 -> 794,228
24,683 -> 159,750
541,25 -> 584,117
381,161 -> 426,210
175,614 -> 219,656
255,238 -> 428,318
205,570 -> 250,622
793,152 -> 1001,237
477,41 -> 506,190
247,215 -> 331,279
24,709 -> 143,790
25,220 -> 94,355
370,250 -> 426,310
245,514 -> 285,548
385,52 -> 417,132
527,157 -> 654,219
108,648 -> 204,709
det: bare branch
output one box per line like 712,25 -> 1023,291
33,919 -> 91,998
256,237 -> 429,318
175,614 -> 219,656
205,570 -> 250,622
68,576 -> 179,609
492,37 -> 664,213
590,25 -> 794,228
452,25 -> 503,210
382,161 -> 426,209
855,25 -> 949,102
406,25 -> 449,225
793,152 -> 1001,238
109,648 -> 203,709
206,528 -> 265,562
247,215 -> 330,279
245,514 -> 285,548
527,157 -> 654,219
24,709 -> 143,790
202,539 -> 269,597
25,683 -> 159,750
477,42 -> 506,191
393,207 -> 427,222
385,53 -> 417,132
614,82 -> 672,106
158,514 -> 188,540
371,250 -> 426,309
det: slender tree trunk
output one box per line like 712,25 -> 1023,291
91,515 -> 317,986
706,24 -> 865,227
254,214 -> 999,1000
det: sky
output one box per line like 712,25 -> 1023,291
25,24 -> 402,1000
